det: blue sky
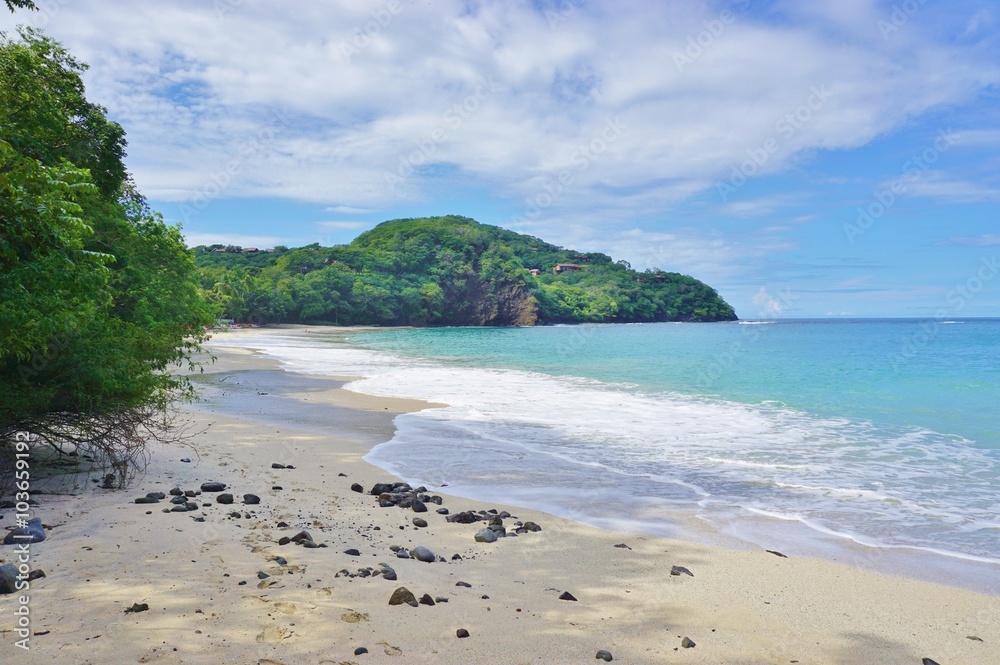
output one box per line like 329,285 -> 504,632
4,0 -> 999,317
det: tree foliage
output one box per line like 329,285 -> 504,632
1,30 -> 213,491
195,216 -> 738,326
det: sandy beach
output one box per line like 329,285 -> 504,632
1,330 -> 997,665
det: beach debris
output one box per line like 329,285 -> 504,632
670,565 -> 694,577
558,591 -> 578,601
412,517 -> 428,527
419,593 -> 436,606
125,602 -> 149,613
456,628 -> 470,638
681,637 -> 696,648
180,458 -> 191,463
354,646 -> 369,655
596,649 -> 614,661
3,517 -> 45,545
200,482 -> 226,492
388,586 -> 418,607
410,545 -> 436,562
765,550 -> 788,558
217,493 -> 234,504
614,543 -> 631,549
351,483 -> 364,493
966,636 -> 983,641
435,596 -> 449,603
243,493 -> 261,505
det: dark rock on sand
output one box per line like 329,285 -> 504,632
474,528 -> 498,543
456,581 -> 472,588
614,543 -> 631,549
351,483 -> 364,493
379,563 -> 398,581
271,463 -> 286,469
170,496 -> 187,505
200,482 -> 226,492
243,494 -> 261,505
217,493 -> 234,504
436,507 -> 450,515
278,537 -> 291,546
596,650 -> 613,661
169,488 -> 183,496
670,565 -> 694,577
291,531 -> 313,544
559,591 -> 578,601
125,602 -> 149,613
388,587 -> 418,607
456,628 -> 470,638
412,499 -> 427,513
446,510 -> 479,524
419,593 -> 436,606
922,659 -> 942,665
412,517 -> 428,528
344,548 -> 361,556
257,571 -> 270,579
0,563 -> 18,594
681,637 -> 696,648
522,521 -> 542,532
354,646 -> 368,655
135,497 -> 160,504
451,553 -> 462,560
3,517 -> 45,545
146,492 -> 166,500
410,546 -> 435,562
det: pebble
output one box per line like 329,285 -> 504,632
412,517 -> 428,528
354,647 -> 368,655
134,497 -> 159,504
217,493 -> 234,505
559,591 -> 578,601
351,483 -> 364,493
596,650 -> 613,661
125,603 -> 149,613
670,565 -> 694,577
200,482 -> 226,492
456,628 -> 470,638
681,637 -> 696,648
344,548 -> 361,556
243,494 -> 260,505
146,492 -> 166,500
169,488 -> 183,496
436,507 -> 449,515
410,546 -> 435,563
419,593 -> 436,606
379,564 -> 397,581
456,581 -> 472,588
922,660 -> 942,665
412,499 -> 427,513
388,587 -> 418,607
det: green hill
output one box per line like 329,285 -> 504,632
194,215 -> 738,326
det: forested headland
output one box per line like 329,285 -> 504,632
195,216 -> 738,327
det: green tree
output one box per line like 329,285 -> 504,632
0,30 -> 213,491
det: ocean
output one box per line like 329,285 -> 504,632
210,319 -> 1000,591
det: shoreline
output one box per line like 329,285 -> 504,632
1,337 -> 996,663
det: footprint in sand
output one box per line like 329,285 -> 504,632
255,626 -> 290,643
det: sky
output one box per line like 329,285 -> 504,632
3,0 -> 1000,318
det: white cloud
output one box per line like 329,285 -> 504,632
182,232 -> 290,248
315,220 -> 371,230
2,0 -> 994,217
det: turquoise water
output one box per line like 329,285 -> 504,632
214,319 -> 1000,589
354,319 -> 1000,450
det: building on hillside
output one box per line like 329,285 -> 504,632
553,263 -> 583,274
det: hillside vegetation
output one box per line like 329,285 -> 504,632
195,216 -> 737,326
